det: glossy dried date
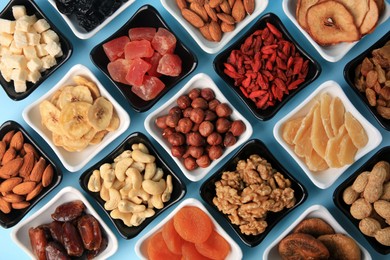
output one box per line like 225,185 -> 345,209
49,221 -> 63,244
45,241 -> 70,260
29,227 -> 49,260
77,214 -> 102,251
62,222 -> 84,257
51,200 -> 85,222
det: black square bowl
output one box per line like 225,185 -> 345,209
0,0 -> 72,101
214,13 -> 321,121
333,146 -> 390,255
200,139 -> 307,247
90,4 -> 198,112
0,120 -> 62,228
79,132 -> 187,239
344,31 -> 390,131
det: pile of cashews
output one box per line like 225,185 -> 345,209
87,143 -> 173,227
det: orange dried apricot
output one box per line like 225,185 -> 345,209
147,232 -> 181,260
195,230 -> 230,260
182,242 -> 211,260
162,218 -> 184,255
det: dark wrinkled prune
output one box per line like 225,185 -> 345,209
45,241 -> 70,260
76,0 -> 94,15
78,10 -> 104,32
29,227 -> 49,260
55,1 -> 74,15
62,222 -> 84,257
99,0 -> 115,17
49,221 -> 63,244
77,214 -> 102,251
51,200 -> 85,222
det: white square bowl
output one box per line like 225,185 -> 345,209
273,80 -> 382,189
161,0 -> 269,54
282,0 -> 390,62
22,64 -> 130,172
263,204 -> 371,260
144,73 -> 253,182
10,186 -> 118,260
48,0 -> 135,39
135,198 -> 243,260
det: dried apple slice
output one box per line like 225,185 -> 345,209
337,0 -> 369,28
320,93 -> 334,139
282,117 -> 304,145
330,96 -> 345,136
337,134 -> 357,166
293,103 -> 318,158
306,1 -> 360,45
296,0 -> 320,30
325,125 -> 347,168
306,149 -> 329,172
344,112 -> 368,148
360,0 -> 379,35
311,106 -> 328,158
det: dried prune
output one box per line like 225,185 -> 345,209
45,241 -> 70,260
62,222 -> 84,257
51,200 -> 85,222
29,227 -> 49,260
77,214 -> 102,251
55,1 -> 74,15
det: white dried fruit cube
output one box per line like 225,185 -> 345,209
18,15 -> 37,25
33,19 -> 50,34
15,19 -> 30,32
27,57 -> 42,72
0,64 -> 12,82
0,32 -> 13,47
12,5 -> 27,20
23,46 -> 37,60
55,49 -> 63,58
13,30 -> 28,48
27,69 -> 41,83
44,41 -> 61,57
26,32 -> 40,46
11,68 -> 27,81
14,79 -> 27,93
0,45 -> 11,56
0,18 -> 16,34
41,55 -> 56,69
2,54 -> 27,69
41,29 -> 59,43
9,40 -> 23,55
35,44 -> 48,57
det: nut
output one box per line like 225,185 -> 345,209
359,217 -> 381,237
9,131 -> 24,151
42,164 -> 54,187
1,147 -> 17,165
29,157 -> 46,182
375,227 -> 390,246
12,181 -> 36,195
181,8 -> 205,28
232,0 -> 246,22
19,152 -> 35,178
0,177 -> 22,193
0,157 -> 24,177
342,186 -> 359,205
0,197 -> 12,214
350,198 -> 372,220
2,130 -> 15,145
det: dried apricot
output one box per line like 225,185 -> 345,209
147,232 -> 181,260
182,242 -> 211,260
162,218 -> 184,255
195,230 -> 230,260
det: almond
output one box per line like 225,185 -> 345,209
228,0 -> 236,8
220,0 -> 232,14
199,24 -> 214,41
42,164 -> 54,187
29,157 -> 46,182
19,152 -> 35,178
0,197 -> 11,214
0,157 -> 24,177
243,0 -> 255,15
1,147 -> 16,165
2,130 -> 15,145
23,143 -> 39,159
26,182 -> 43,201
0,177 -> 22,193
12,201 -> 30,209
190,2 -> 209,22
176,0 -> 188,10
12,181 -> 36,195
221,22 -> 235,32
232,0 -> 245,22
10,131 -> 24,151
2,193 -> 24,203
204,3 -> 218,22
217,13 -> 235,24
0,141 -> 6,161
209,20 -> 222,42
181,8 -> 205,28
209,0 -> 224,8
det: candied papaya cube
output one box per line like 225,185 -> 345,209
128,27 -> 156,42
145,51 -> 162,77
125,58 -> 151,87
107,58 -> 131,85
157,53 -> 182,77
124,40 -> 154,60
131,75 -> 165,101
103,36 -> 130,62
151,27 -> 177,55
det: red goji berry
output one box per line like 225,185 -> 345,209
261,28 -> 270,40
256,93 -> 269,109
224,68 -> 243,79
288,79 -> 305,90
249,90 -> 267,99
266,22 -> 282,39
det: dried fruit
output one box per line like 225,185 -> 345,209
278,233 -> 330,259
51,200 -> 85,222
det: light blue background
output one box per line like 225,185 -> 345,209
0,0 -> 389,259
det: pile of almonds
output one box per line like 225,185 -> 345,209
0,130 -> 54,214
176,0 -> 255,42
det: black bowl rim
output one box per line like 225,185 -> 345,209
90,4 -> 198,112
79,131 -> 187,239
199,138 -> 308,247
0,120 -> 62,228
0,0 -> 73,101
343,31 -> 390,131
333,146 -> 390,255
213,12 -> 321,121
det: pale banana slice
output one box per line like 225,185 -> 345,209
62,128 -> 97,152
39,100 -> 63,135
88,97 -> 113,131
58,85 -> 93,109
90,130 -> 108,145
106,110 -> 120,132
73,75 -> 101,100
60,102 -> 92,139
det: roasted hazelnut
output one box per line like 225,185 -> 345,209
216,118 -> 231,133
229,120 -> 246,136
191,97 -> 208,110
183,107 -> 193,118
177,118 -> 193,134
184,157 -> 197,170
215,103 -> 232,117
192,123 -> 200,132
171,146 -> 186,158
208,99 -> 221,111
162,127 -> 174,139
207,132 -> 223,145
199,121 -> 214,137
168,132 -> 185,146
223,132 -> 237,147
201,88 -> 215,101
177,95 -> 191,109
188,88 -> 201,100
208,145 -> 223,160
186,132 -> 205,146
196,154 -> 211,168
169,106 -> 182,116
165,113 -> 180,128
204,110 -> 217,121
190,108 -> 205,124
155,115 -> 168,129
187,146 -> 204,159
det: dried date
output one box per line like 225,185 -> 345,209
62,222 -> 84,257
77,214 -> 102,251
51,200 -> 85,222
45,241 -> 69,260
29,227 -> 49,260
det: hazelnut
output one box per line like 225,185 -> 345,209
165,113 -> 180,128
184,157 -> 197,170
186,132 -> 205,146
177,118 -> 193,134
223,132 -> 237,147
207,132 -> 223,145
177,95 -> 191,109
208,145 -> 223,160
169,106 -> 182,116
208,99 -> 221,111
171,146 -> 186,158
188,88 -> 201,100
183,107 -> 193,118
187,146 -> 204,159
190,108 -> 205,124
192,123 -> 200,132
201,88 -> 215,101
216,118 -> 231,133
229,120 -> 246,136
199,121 -> 214,137
191,97 -> 208,110
168,132 -> 185,146
204,110 -> 217,121
215,103 -> 232,117
162,128 -> 174,139
155,115 -> 168,129
196,154 -> 211,168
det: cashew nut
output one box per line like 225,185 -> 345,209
112,179 -> 125,190
100,186 -> 109,202
87,170 -> 101,192
142,179 -> 166,195
118,199 -> 146,213
128,188 -> 151,204
99,163 -> 112,177
132,143 -> 149,154
114,150 -> 132,162
101,163 -> 115,189
144,162 -> 156,180
110,209 -> 133,227
150,195 -> 164,209
115,157 -> 133,181
132,149 -> 155,163
130,209 -> 155,226
119,176 -> 133,200
104,188 -> 121,210
162,175 -> 173,203
130,161 -> 145,172
126,167 -> 142,190
152,167 -> 164,181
